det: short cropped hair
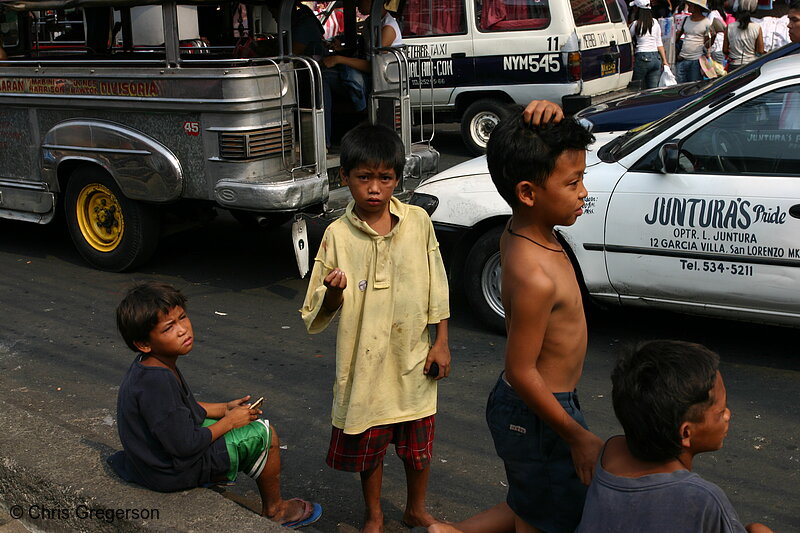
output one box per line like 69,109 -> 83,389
116,281 -> 188,352
612,340 -> 720,462
791,0 -> 800,11
486,105 -> 595,207
339,123 -> 405,181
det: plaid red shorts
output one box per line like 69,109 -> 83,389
326,415 -> 435,472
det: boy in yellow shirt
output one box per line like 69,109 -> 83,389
301,123 -> 450,533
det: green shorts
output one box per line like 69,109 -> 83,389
203,418 -> 272,481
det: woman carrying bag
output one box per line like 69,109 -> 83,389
723,0 -> 764,71
675,0 -> 714,82
630,0 -> 670,89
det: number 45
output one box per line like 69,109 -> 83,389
183,121 -> 200,136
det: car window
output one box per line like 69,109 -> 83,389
475,0 -> 551,32
607,68 -> 761,161
403,0 -> 468,36
603,0 -> 623,23
570,0 -> 609,26
678,84 -> 800,175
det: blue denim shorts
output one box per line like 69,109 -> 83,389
486,373 -> 588,533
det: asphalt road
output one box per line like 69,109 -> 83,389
1,127 -> 798,532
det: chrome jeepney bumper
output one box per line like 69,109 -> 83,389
213,171 -> 329,211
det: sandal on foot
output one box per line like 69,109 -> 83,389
281,498 -> 322,529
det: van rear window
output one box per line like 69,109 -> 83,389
403,0 -> 468,36
476,0 -> 551,32
570,0 -> 609,26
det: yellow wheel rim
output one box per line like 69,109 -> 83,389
75,183 -> 124,252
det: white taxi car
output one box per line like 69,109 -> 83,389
411,55 -> 800,332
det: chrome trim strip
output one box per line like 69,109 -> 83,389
41,144 -> 151,156
0,179 -> 48,191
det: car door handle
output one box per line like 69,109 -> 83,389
790,204 -> 800,219
451,52 -> 466,58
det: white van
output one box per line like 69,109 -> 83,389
399,0 -> 634,154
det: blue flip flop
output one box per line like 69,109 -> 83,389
281,499 -> 322,529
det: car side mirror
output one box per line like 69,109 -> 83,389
660,143 -> 680,173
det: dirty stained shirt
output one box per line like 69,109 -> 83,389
301,198 -> 450,435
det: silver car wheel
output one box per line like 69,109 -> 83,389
480,250 -> 505,320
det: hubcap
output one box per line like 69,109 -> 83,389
470,111 -> 500,149
75,183 -> 124,252
480,251 -> 505,319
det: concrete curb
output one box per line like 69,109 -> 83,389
0,400 -> 311,533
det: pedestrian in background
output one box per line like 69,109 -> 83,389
724,0 -> 764,71
630,0 -> 670,88
675,0 -> 715,82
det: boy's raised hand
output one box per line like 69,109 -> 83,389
522,100 -> 564,127
226,395 -> 251,411
322,267 -> 347,311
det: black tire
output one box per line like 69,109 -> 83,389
463,226 -> 505,333
460,99 -> 506,156
64,165 -> 160,272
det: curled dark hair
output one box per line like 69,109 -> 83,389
116,281 -> 188,352
612,340 -> 719,462
339,123 -> 406,181
486,105 -> 594,207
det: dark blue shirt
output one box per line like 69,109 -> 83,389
576,439 -> 747,533
116,356 -> 229,491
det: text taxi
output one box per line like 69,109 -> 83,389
409,55 -> 800,331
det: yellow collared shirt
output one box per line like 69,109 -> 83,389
300,198 -> 450,434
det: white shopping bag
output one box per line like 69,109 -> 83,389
659,65 -> 677,87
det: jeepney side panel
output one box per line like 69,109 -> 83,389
0,107 -> 38,183
1,62 -> 326,212
41,118 -> 183,202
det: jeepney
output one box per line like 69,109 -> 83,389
0,0 -> 437,271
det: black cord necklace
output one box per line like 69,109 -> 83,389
506,226 -> 565,254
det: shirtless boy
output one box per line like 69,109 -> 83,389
483,103 -> 602,533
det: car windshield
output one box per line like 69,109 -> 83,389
606,68 -> 761,160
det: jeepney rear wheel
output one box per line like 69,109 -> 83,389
64,166 -> 160,272
461,99 -> 505,156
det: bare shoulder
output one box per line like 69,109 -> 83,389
501,237 -> 557,299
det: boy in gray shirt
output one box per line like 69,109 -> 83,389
576,340 -> 772,533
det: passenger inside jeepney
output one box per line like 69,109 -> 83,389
321,0 -> 402,150
265,0 -> 326,56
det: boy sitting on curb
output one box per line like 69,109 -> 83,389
112,281 -> 321,529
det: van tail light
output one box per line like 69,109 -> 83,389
567,52 -> 582,81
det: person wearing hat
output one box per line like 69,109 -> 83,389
675,0 -> 715,82
630,0 -> 670,88
723,0 -> 764,71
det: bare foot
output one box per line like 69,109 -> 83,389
264,497 -> 307,524
361,513 -> 384,533
361,511 -> 383,533
428,524 -> 464,533
402,509 -> 438,528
